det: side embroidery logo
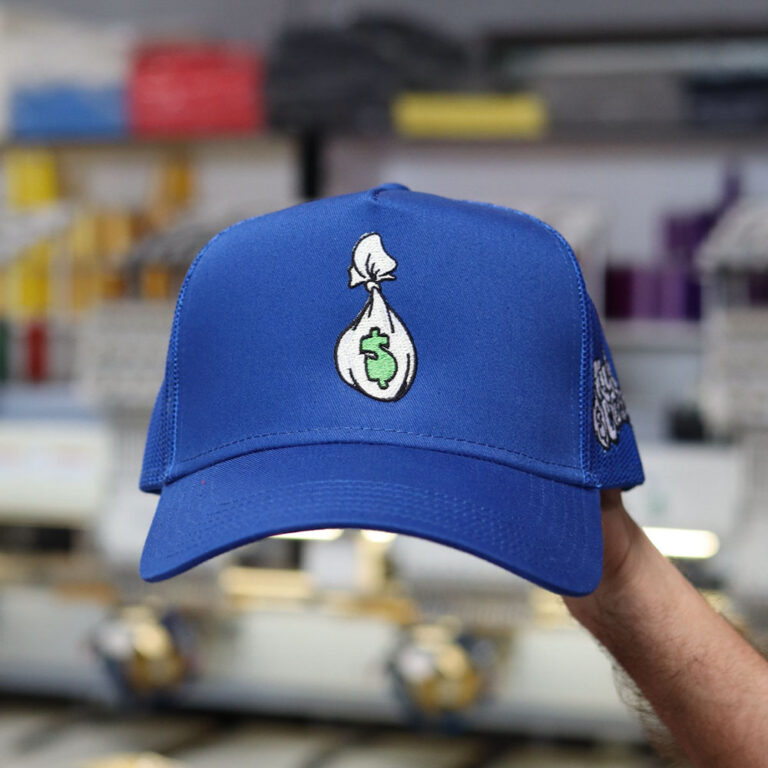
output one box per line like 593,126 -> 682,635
334,233 -> 417,402
592,354 -> 629,449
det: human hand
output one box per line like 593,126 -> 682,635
562,489 -> 768,767
563,488 -> 654,635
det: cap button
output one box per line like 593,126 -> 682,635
371,182 -> 410,195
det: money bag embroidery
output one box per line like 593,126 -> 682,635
334,233 -> 417,401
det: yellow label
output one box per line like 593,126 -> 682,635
149,152 -> 195,228
6,242 -> 52,319
102,211 -> 134,266
69,213 -> 102,315
5,150 -> 60,209
392,92 -> 548,139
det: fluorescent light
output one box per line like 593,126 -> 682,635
361,530 -> 397,544
274,529 -> 342,541
643,526 -> 720,559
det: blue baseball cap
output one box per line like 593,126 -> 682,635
139,184 -> 643,595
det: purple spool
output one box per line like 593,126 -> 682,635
605,265 -> 660,319
657,267 -> 701,320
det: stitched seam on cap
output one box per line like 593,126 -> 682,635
167,193 -> 364,480
167,214 -> 267,479
536,222 -> 592,486
458,199 -> 590,482
155,480 -> 569,561
175,425 -> 581,470
216,480 -> 501,518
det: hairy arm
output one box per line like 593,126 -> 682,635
565,490 -> 768,767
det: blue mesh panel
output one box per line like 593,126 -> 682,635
585,297 -> 645,489
140,377 -> 170,493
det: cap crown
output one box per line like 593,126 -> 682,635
142,186 -> 642,493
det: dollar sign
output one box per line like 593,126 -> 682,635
360,327 -> 397,389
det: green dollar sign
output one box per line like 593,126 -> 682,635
360,327 -> 397,389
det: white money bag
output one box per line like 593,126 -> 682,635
334,233 -> 417,401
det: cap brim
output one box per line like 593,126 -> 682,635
140,444 -> 602,596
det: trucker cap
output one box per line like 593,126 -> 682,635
139,184 -> 643,595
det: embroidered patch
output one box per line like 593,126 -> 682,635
592,354 -> 629,449
334,233 -> 417,401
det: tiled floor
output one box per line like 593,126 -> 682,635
0,701 -> 660,768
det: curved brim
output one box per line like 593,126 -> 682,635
140,444 -> 602,596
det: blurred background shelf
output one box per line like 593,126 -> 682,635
5,125 -> 768,151
0,133 -> 294,151
604,320 -> 702,352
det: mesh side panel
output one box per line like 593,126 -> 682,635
139,219 -> 260,494
585,298 -> 645,490
140,377 -> 169,493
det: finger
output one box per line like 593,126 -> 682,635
600,487 -> 623,511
